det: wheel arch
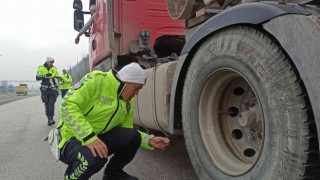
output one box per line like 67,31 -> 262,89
181,2 -> 310,55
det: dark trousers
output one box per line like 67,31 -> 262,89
61,89 -> 68,98
40,88 -> 58,118
60,127 -> 141,180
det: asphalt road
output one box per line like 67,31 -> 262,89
0,93 -> 39,105
0,95 -> 198,180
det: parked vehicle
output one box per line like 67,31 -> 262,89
15,84 -> 28,96
73,0 -> 320,179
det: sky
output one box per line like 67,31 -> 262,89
0,0 -> 91,81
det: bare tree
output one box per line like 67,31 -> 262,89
0,80 -> 8,93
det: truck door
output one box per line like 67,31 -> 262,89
89,0 -> 112,69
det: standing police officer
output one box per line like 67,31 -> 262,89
36,57 -> 59,126
57,63 -> 170,180
59,67 -> 73,98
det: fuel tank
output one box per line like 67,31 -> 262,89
134,61 -> 177,133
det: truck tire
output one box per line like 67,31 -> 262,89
182,26 -> 319,179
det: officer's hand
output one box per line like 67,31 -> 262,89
36,76 -> 43,81
87,138 -> 108,158
75,37 -> 80,44
148,137 -> 170,150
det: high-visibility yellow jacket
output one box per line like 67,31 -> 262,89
36,65 -> 59,87
57,70 -> 154,150
59,73 -> 73,90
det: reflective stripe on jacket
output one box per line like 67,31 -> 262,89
59,73 -> 73,89
57,70 -> 155,150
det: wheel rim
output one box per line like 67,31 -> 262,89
198,68 -> 264,176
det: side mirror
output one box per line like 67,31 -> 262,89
73,0 -> 83,10
74,10 -> 84,32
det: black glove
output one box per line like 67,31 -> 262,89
46,73 -> 52,78
36,76 -> 43,81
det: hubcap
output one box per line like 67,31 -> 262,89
198,68 -> 264,176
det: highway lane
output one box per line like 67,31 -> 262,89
0,96 -> 198,180
0,93 -> 39,105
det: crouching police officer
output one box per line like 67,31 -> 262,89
59,67 -> 73,98
36,57 -> 59,126
57,63 -> 170,180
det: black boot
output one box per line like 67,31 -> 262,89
102,170 -> 138,180
47,116 -> 55,126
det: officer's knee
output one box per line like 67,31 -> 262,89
130,129 -> 141,145
87,154 -> 108,168
41,95 -> 47,103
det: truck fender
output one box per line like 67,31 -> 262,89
263,14 -> 320,147
169,2 -> 312,131
181,2 -> 310,54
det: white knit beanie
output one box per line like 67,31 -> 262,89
46,57 -> 54,63
117,63 -> 147,85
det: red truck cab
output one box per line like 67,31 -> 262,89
74,0 -> 185,70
